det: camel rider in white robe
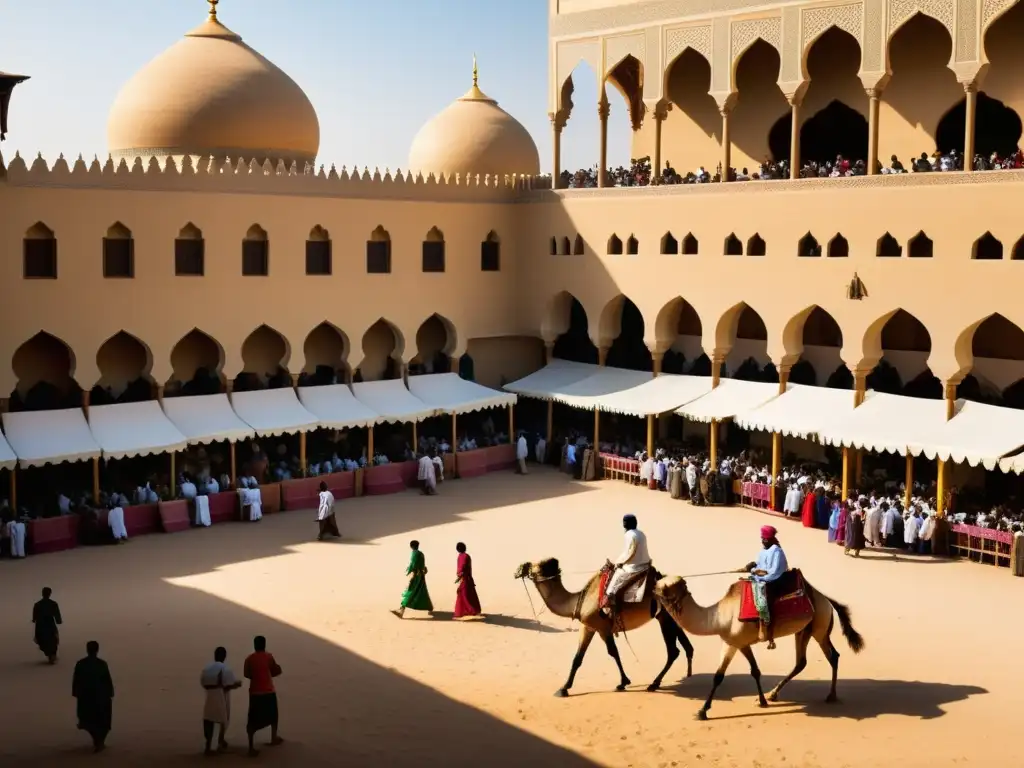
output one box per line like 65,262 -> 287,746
603,514 -> 651,620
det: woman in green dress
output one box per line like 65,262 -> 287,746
393,540 -> 433,618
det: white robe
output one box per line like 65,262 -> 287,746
193,496 -> 212,527
432,456 -> 444,482
535,438 -> 547,464
240,488 -> 262,521
904,515 -> 922,545
108,506 -> 129,540
6,520 -> 26,557
606,529 -> 651,597
516,436 -> 528,460
200,661 -> 238,724
418,456 -> 437,489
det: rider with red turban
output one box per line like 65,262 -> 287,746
739,525 -> 789,649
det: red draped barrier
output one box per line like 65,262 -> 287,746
364,463 -> 407,496
455,448 -> 489,479
398,460 -> 419,488
281,477 -> 321,511
158,500 -> 190,534
486,443 -> 516,472
28,515 -> 80,554
950,523 -> 1014,568
260,482 -> 282,514
741,482 -> 774,509
123,503 -> 162,537
600,453 -> 641,482
207,492 -> 239,524
324,470 -> 356,500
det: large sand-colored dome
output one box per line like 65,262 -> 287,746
408,65 -> 540,180
107,8 -> 319,166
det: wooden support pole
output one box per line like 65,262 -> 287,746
841,447 -> 849,501
709,419 -> 718,470
646,415 -> 654,457
9,466 -> 17,512
452,413 -> 457,453
546,400 -> 553,444
936,458 -> 947,518
230,441 -> 237,486
770,431 -> 782,510
368,425 -> 375,462
412,421 -> 417,451
508,403 -> 514,439
93,457 -> 100,505
904,453 -> 913,508
170,452 -> 176,497
593,408 -> 600,447
299,432 -> 307,476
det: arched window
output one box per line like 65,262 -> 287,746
481,231 -> 500,271
682,233 -> 698,255
877,232 -> 902,257
798,232 -> 820,257
1013,236 -> 1024,260
549,236 -> 557,256
724,233 -> 742,256
24,222 -> 57,279
828,233 -> 849,257
660,232 -> 678,254
175,223 -> 204,276
103,222 -> 134,278
972,232 -> 1003,260
746,234 -> 766,256
242,224 -> 269,276
367,225 -> 391,273
907,231 -> 933,258
626,234 -> 639,255
422,226 -> 445,272
306,225 -> 332,275
561,236 -> 571,255
573,234 -> 584,255
608,234 -> 623,255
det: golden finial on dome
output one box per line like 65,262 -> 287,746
473,53 -> 478,88
208,0 -> 219,20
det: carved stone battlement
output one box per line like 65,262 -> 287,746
0,150 -> 553,202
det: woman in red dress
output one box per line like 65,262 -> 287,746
453,542 -> 482,619
800,485 -> 818,528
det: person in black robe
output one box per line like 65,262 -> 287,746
32,587 -> 62,663
72,641 -> 114,752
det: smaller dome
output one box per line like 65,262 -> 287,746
408,61 -> 540,179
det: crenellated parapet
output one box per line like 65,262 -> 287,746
1,150 -> 553,202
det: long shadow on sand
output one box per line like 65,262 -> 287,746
656,673 -> 986,721
415,611 -> 571,634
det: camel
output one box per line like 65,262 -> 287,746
653,572 -> 864,721
514,558 -> 693,697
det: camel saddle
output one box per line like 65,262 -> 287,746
598,562 -> 654,612
738,569 -> 814,624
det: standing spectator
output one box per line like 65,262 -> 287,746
72,641 -> 114,753
200,646 -> 242,755
32,587 -> 62,663
243,635 -> 283,757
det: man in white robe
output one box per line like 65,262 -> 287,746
515,433 -> 529,474
58,494 -> 72,515
418,450 -> 438,495
6,516 -> 27,558
107,506 -> 129,543
603,514 -> 651,620
904,508 -> 922,551
535,435 -> 547,465
200,646 -> 241,755
865,502 -> 883,547
783,483 -> 803,518
180,475 -> 198,501
316,481 -> 340,540
431,453 -> 444,483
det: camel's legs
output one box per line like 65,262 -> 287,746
766,625 -> 812,702
674,616 -> 695,678
646,613 -> 684,692
739,646 -> 768,708
555,626 -> 596,698
601,631 -> 632,691
815,617 -> 841,703
695,644 -> 737,721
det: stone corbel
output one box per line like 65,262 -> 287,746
952,62 -> 988,90
780,80 -> 809,107
712,91 -> 737,116
858,71 -> 891,96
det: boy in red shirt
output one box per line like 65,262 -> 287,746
243,635 -> 283,756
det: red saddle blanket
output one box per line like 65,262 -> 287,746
738,569 -> 814,623
597,564 -> 650,610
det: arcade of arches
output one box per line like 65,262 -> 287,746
557,6 -> 1024,185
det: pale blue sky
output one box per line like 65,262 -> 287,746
1,0 -> 634,174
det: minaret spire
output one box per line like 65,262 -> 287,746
208,0 -> 219,21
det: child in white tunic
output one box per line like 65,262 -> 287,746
200,647 -> 241,755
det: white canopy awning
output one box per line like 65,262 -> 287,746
88,401 -> 189,460
161,393 -> 256,446
352,379 -> 437,423
816,392 -> 946,458
298,384 -> 382,430
2,408 -> 102,467
580,373 -> 710,417
908,399 -> 1024,470
230,388 -> 320,437
503,359 -> 600,400
734,384 -> 859,440
677,379 -> 784,423
0,427 -> 17,471
999,452 -> 1024,475
407,373 -> 517,414
549,366 -> 654,411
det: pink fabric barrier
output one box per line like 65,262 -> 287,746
28,515 -> 80,554
260,482 -> 282,514
207,492 -> 239,524
485,443 -> 516,472
323,470 -> 356,500
398,460 -> 419,488
364,463 -> 406,496
281,477 -> 321,511
158,500 -> 190,533
123,503 -> 162,537
455,448 -> 489,479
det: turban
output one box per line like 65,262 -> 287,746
760,525 -> 777,539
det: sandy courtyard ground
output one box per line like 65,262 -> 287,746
0,469 -> 1018,767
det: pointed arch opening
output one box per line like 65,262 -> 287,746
547,291 -> 598,364
828,233 -> 849,257
602,295 -> 653,371
724,233 -> 742,256
366,225 -> 391,274
789,306 -> 844,388
798,232 -> 821,257
654,296 -> 702,374
972,232 -> 1003,260
660,232 -> 679,255
731,39 -> 786,172
175,222 -> 204,276
877,232 -> 902,257
242,224 -> 269,276
663,47 -> 718,178
729,304 -> 769,377
558,60 -> 601,187
413,314 -> 456,375
966,313 -> 1024,403
359,319 -> 404,381
682,233 -> 699,255
573,234 -> 585,255
422,226 -> 445,272
625,234 -> 639,255
973,1 -> 1024,162
93,331 -> 153,404
936,92 -> 1023,158
234,325 -> 291,392
1013,236 -> 1024,260
481,230 -> 500,272
607,234 -> 623,255
302,322 -> 350,385
168,329 -> 224,397
868,309 -> 933,396
103,222 -> 134,278
10,331 -> 80,411
746,234 -> 766,256
605,54 -> 645,177
560,236 -> 571,255
24,221 -> 57,279
306,225 -> 332,276
907,231 -> 933,258
549,237 -> 558,256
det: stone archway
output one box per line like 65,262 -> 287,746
168,329 -> 224,397
94,330 -> 153,404
414,314 -> 456,374
547,292 -> 598,364
10,331 -> 81,411
303,322 -> 349,385
235,325 -> 291,391
359,319 -> 405,381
